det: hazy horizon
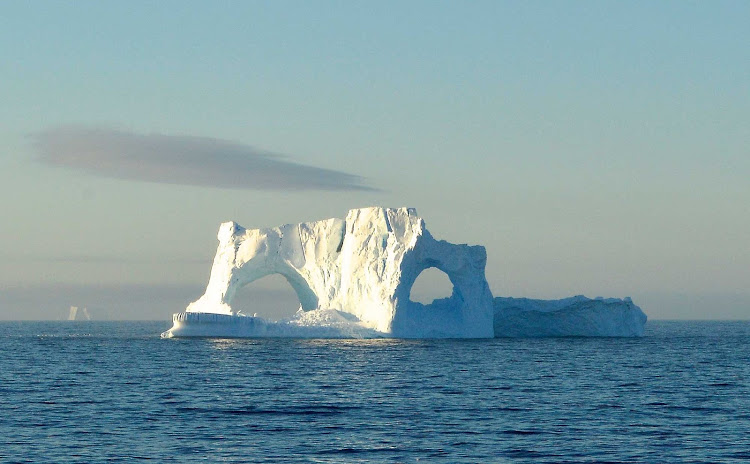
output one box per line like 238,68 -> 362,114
1,1 -> 748,321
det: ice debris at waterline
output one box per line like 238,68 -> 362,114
165,310 -> 383,339
161,207 -> 646,339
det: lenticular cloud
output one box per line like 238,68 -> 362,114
33,126 -> 376,192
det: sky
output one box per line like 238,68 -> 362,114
1,1 -> 748,320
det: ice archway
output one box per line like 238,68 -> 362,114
186,207 -> 495,338
408,267 -> 454,305
231,273 -> 312,320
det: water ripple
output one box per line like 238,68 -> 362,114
0,320 -> 748,463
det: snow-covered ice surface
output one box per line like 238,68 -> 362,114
493,295 -> 648,337
162,207 -> 647,339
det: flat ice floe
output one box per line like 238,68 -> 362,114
493,295 -> 647,337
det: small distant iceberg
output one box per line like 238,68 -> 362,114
162,207 -> 647,339
68,306 -> 91,321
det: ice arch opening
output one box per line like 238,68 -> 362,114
223,267 -> 318,314
396,259 -> 466,312
232,274 -> 305,320
408,267 -> 455,305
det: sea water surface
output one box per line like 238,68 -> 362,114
1,321 -> 748,463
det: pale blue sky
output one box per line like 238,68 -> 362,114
1,1 -> 748,320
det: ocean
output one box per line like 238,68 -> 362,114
1,321 -> 748,463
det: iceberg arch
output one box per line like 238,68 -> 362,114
387,234 -> 494,338
178,207 -> 495,338
185,220 -> 333,315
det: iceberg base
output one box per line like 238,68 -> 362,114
161,310 -> 385,339
163,295 -> 648,339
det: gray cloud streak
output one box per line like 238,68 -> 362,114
33,127 -> 378,191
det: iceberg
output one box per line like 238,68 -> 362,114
493,296 -> 647,337
165,207 -> 494,338
162,207 -> 647,339
68,306 -> 91,321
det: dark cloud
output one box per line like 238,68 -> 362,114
33,127 -> 378,191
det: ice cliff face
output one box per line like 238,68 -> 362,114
186,207 -> 495,338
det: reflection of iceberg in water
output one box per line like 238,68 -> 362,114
68,306 -> 91,321
162,207 -> 647,339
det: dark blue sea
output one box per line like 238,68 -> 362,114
1,321 -> 748,463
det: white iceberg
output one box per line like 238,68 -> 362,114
162,207 -> 647,339
164,207 -> 494,338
